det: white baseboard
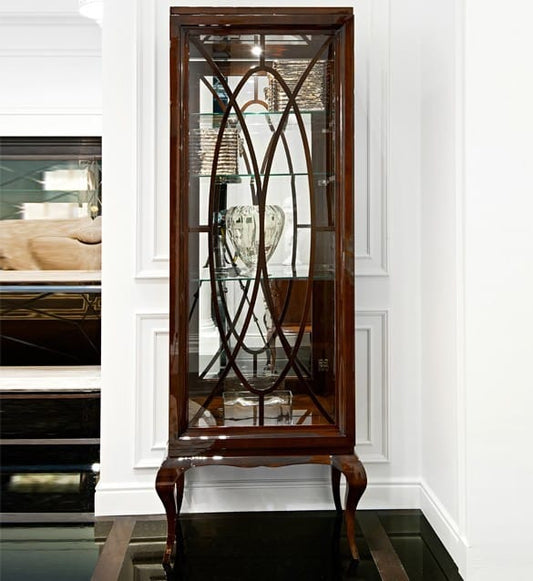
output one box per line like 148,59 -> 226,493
419,479 -> 468,576
95,477 -> 422,517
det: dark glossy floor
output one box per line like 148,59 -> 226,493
1,523 -> 99,581
0,510 -> 462,581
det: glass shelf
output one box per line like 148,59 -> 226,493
193,172 -> 332,180
194,110 -> 328,117
197,264 -> 334,282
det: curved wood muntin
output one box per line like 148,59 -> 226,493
192,33 -> 336,422
156,453 -> 366,564
192,76 -> 313,390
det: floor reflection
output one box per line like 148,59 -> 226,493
157,513 -> 372,581
107,511 -> 460,581
0,525 -> 99,581
0,511 -> 462,581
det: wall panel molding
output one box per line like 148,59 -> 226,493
355,0 -> 390,276
136,0 -> 169,279
134,313 -> 169,468
356,310 -> 389,462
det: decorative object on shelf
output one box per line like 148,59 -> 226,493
266,60 -> 331,112
190,126 -> 242,180
223,390 -> 293,425
225,204 -> 285,271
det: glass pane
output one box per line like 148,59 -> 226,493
0,139 -> 102,273
186,33 -> 336,429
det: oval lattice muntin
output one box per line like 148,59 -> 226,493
186,32 -> 337,427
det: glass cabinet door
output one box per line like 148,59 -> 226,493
171,19 -> 353,435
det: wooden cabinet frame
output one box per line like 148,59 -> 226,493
157,7 -> 366,564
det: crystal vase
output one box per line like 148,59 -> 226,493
225,205 -> 285,272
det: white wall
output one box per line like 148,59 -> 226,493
462,1 -> 533,578
96,0 -> 423,517
0,0 -> 101,136
419,0 -> 533,578
419,0 -> 465,569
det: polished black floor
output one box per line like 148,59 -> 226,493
1,523 -> 99,581
0,510 -> 462,581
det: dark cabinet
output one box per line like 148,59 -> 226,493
157,7 -> 366,564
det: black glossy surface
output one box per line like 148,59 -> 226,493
161,514 -> 372,580
0,396 -> 100,439
0,525 -> 99,581
1,469 -> 98,513
0,317 -> 101,366
112,511 -> 460,581
0,511 -> 462,581
0,392 -> 101,514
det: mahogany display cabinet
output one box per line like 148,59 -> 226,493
157,7 -> 366,564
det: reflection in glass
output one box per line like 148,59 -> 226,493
0,139 -> 102,273
185,32 -> 336,429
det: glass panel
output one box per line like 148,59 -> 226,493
186,33 -> 336,428
0,139 -> 102,274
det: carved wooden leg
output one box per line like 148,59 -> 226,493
332,454 -> 367,562
331,464 -> 342,514
156,463 -> 183,564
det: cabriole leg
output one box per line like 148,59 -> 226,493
156,463 -> 185,564
332,454 -> 367,562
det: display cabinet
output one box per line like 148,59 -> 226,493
157,7 -> 366,564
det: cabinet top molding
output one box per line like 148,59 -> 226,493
170,7 -> 353,28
